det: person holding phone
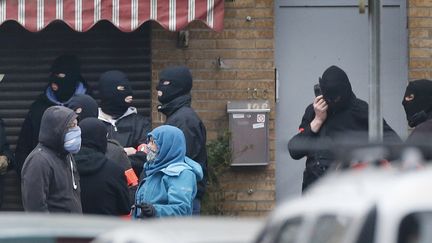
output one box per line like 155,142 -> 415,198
288,65 -> 401,191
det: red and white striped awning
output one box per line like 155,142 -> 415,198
0,0 -> 224,32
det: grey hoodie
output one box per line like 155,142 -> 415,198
21,106 -> 82,213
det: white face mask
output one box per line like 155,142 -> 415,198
146,144 -> 158,162
64,126 -> 81,154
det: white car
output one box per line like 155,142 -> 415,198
0,213 -> 139,242
255,166 -> 432,243
92,217 -> 264,243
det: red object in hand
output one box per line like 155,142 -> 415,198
137,143 -> 149,154
125,168 -> 139,187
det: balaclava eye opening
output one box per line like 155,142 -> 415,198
319,65 -> 354,113
402,79 -> 432,127
98,70 -> 133,118
49,54 -> 82,102
67,94 -> 98,121
157,66 -> 193,104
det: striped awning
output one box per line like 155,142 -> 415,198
0,0 -> 224,32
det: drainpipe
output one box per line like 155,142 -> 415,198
368,0 -> 383,142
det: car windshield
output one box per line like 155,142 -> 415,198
275,217 -> 303,243
309,214 -> 352,243
398,212 -> 432,243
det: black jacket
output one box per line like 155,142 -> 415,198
288,97 -> 402,167
106,139 -> 132,171
99,107 -> 151,177
21,106 -> 82,213
15,94 -> 56,176
405,115 -> 432,159
0,118 -> 15,208
15,85 -> 91,176
158,94 -> 208,199
0,119 -> 14,169
74,146 -> 131,215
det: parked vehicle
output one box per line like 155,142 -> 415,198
0,213 -> 138,243
92,217 -> 264,243
255,165 -> 432,243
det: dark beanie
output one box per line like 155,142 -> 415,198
319,66 -> 352,96
319,65 -> 355,112
157,66 -> 193,104
79,117 -> 108,153
50,54 -> 81,74
67,94 -> 98,121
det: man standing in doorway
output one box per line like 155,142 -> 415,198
288,65 -> 401,191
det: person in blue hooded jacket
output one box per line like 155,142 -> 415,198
133,125 -> 203,218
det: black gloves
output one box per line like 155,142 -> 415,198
137,203 -> 156,218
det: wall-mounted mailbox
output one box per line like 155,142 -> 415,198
227,100 -> 270,166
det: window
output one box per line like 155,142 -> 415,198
398,212 -> 432,243
276,217 -> 303,243
309,215 -> 352,243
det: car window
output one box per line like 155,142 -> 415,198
309,215 -> 352,243
398,212 -> 432,243
275,217 -> 303,243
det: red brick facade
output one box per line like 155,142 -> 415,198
409,0 -> 432,79
151,0 -> 275,216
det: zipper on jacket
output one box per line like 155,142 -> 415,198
69,156 -> 78,190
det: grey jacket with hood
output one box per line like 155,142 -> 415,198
21,106 -> 82,213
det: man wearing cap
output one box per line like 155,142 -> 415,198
288,65 -> 401,191
15,54 -> 91,176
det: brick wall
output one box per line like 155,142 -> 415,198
409,0 -> 432,79
151,0 -> 275,216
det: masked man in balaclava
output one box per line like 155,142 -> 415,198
402,79 -> 432,147
98,70 -> 151,178
15,54 -> 90,177
68,94 -> 138,199
288,65 -> 401,191
156,66 -> 207,215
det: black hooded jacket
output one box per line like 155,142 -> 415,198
158,94 -> 208,199
288,66 -> 401,189
21,106 -> 82,213
74,118 -> 130,215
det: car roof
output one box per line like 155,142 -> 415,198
269,166 -> 432,226
92,216 -> 264,243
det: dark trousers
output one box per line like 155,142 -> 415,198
302,162 -> 329,192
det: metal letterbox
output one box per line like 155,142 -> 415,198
227,100 -> 270,166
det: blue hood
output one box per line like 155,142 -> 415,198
144,125 -> 203,181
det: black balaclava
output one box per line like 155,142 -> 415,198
79,117 -> 108,153
402,79 -> 432,127
49,54 -> 83,102
157,66 -> 192,104
67,94 -> 98,121
318,65 -> 355,113
98,70 -> 133,118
